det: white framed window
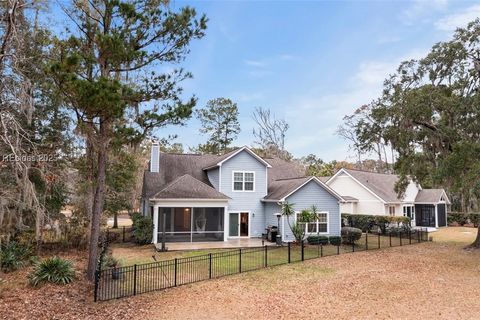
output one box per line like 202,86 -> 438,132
389,206 -> 395,216
232,171 -> 255,192
295,211 -> 329,234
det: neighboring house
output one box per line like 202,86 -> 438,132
323,168 -> 450,228
141,144 -> 344,243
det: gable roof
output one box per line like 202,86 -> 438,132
415,189 -> 450,204
327,168 -> 401,203
151,174 -> 230,200
264,176 -> 344,202
203,146 -> 272,170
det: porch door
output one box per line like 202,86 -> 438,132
229,212 -> 249,237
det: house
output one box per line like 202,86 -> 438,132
323,168 -> 450,228
141,143 -> 344,243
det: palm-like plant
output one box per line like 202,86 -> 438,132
29,256 -> 75,286
281,202 -> 315,242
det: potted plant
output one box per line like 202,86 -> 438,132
104,256 -> 121,280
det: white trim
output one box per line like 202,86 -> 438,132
217,146 -> 272,168
227,210 -> 251,238
153,205 -> 159,244
326,169 -> 387,203
150,198 -> 228,202
231,170 -> 256,192
435,204 -> 439,228
280,177 -> 344,202
150,200 -> 228,208
223,205 -> 228,241
295,211 -> 330,235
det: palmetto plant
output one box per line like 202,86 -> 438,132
0,242 -> 33,273
29,256 -> 75,287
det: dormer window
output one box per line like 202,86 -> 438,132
233,171 -> 255,192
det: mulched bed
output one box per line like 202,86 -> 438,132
1,243 -> 479,319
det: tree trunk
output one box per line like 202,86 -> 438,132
86,121 -> 108,281
471,225 -> 480,248
113,212 -> 118,229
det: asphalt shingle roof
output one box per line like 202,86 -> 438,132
415,189 -> 445,203
152,174 -> 230,200
343,169 -> 402,202
264,177 -> 311,201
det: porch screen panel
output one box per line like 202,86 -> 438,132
437,204 -> 446,227
157,207 -> 224,242
192,208 -> 224,242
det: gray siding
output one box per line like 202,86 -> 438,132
281,180 -> 341,241
207,168 -> 220,190
220,150 -> 267,237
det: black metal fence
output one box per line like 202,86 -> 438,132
94,229 -> 429,301
105,226 -> 133,243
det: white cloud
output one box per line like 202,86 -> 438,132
434,4 -> 480,31
244,59 -> 267,67
401,0 -> 449,25
281,48 -> 429,161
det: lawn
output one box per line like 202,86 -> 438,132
1,227 -> 479,319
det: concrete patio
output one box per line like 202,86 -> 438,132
155,237 -> 278,251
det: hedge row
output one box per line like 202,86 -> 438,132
448,212 -> 480,227
342,214 -> 411,234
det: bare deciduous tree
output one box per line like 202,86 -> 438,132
252,107 -> 290,160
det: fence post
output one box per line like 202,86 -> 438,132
239,249 -> 242,273
94,270 -> 100,302
409,230 -> 412,245
365,232 -> 368,250
288,242 -> 291,263
417,229 -> 420,243
264,245 -> 267,267
174,258 -> 177,287
133,264 -> 137,296
301,240 -> 304,261
320,243 -> 323,257
389,232 -> 392,247
352,240 -> 355,252
337,244 -> 340,255
426,228 -> 429,241
400,231 -> 403,246
377,232 -> 380,249
209,253 -> 212,279
122,226 -> 126,243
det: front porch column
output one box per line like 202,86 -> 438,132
153,204 -> 159,244
223,205 -> 228,241
435,204 -> 439,228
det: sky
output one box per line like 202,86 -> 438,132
50,0 -> 480,161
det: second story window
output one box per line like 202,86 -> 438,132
233,171 -> 255,191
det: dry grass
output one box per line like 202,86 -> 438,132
2,227 -> 479,319
431,226 -> 477,245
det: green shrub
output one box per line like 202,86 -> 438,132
448,212 -> 480,227
341,214 -> 411,234
341,227 -> 362,244
132,214 -> 153,245
469,213 -> 480,227
307,235 -> 329,245
0,241 -> 33,273
29,256 -> 75,286
328,236 -> 341,246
